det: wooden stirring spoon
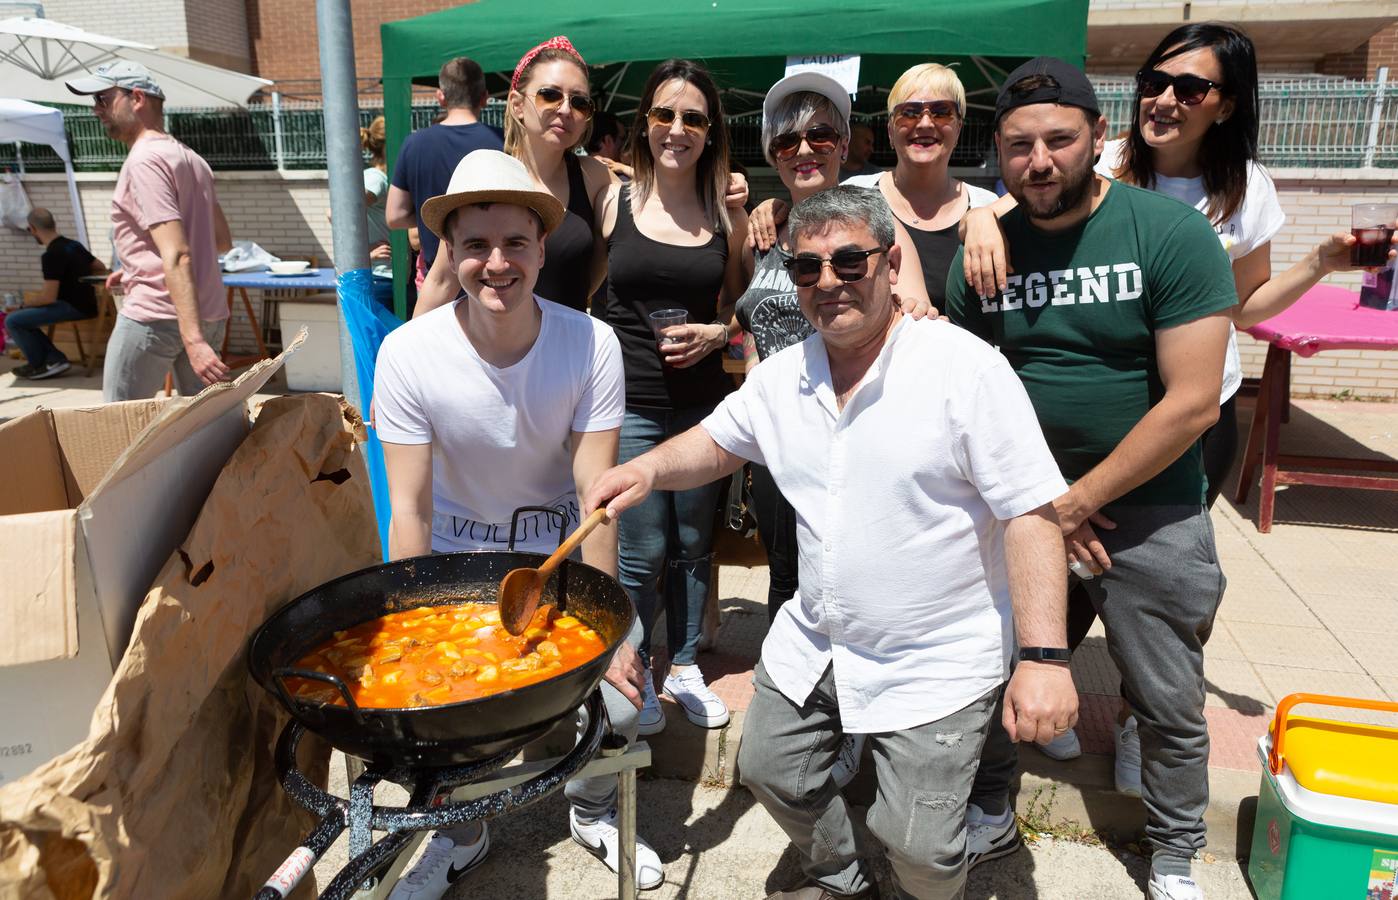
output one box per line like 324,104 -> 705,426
498,508 -> 610,636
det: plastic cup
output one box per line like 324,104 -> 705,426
1351,203 -> 1397,267
648,309 -> 688,366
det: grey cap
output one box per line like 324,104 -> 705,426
65,61 -> 166,100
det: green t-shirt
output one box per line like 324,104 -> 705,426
945,182 -> 1237,506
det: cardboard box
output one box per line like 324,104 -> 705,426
0,345 -> 296,785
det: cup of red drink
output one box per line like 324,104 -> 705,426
648,309 -> 688,364
1351,203 -> 1397,267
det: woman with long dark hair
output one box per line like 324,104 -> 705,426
597,59 -> 749,738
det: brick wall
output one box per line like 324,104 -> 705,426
246,0 -> 461,97
183,0 -> 254,73
1319,22 -> 1398,79
44,0 -> 189,56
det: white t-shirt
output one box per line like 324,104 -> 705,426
1097,139 -> 1286,402
702,316 -> 1067,733
841,171 -> 999,211
373,297 -> 625,554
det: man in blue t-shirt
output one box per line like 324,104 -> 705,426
385,56 -> 504,286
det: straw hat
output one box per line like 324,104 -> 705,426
419,149 -> 566,240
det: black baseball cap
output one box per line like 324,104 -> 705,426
994,57 -> 1100,126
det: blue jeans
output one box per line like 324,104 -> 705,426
617,406 -> 723,668
5,301 -> 90,367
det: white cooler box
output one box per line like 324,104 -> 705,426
280,296 -> 342,392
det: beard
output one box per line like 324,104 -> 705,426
1013,160 -> 1095,221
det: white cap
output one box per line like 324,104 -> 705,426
762,71 -> 852,129
419,149 -> 565,240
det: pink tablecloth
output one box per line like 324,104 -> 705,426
1245,284 -> 1398,358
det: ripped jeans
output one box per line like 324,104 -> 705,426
738,662 -> 997,900
616,405 -> 723,668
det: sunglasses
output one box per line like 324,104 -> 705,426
529,87 -> 595,120
893,100 -> 959,125
92,88 -> 131,109
768,124 -> 841,162
1136,70 -> 1223,106
782,246 -> 889,288
647,106 -> 711,133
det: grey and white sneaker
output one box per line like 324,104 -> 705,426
662,664 -> 729,728
570,807 -> 664,889
1036,726 -> 1083,761
1148,871 -> 1203,900
831,734 -> 865,788
965,803 -> 1022,870
387,824 -> 490,900
1114,715 -> 1143,797
637,665 -> 665,736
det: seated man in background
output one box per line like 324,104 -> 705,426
7,207 -> 105,379
374,149 -> 662,899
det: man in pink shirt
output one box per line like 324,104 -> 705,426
66,61 -> 233,401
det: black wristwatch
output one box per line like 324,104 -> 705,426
1018,647 -> 1072,663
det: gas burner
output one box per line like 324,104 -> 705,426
256,691 -> 609,900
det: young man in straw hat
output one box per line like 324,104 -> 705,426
374,148 -> 663,898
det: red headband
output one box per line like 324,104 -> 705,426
511,36 -> 586,92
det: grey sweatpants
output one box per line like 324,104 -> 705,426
739,661 -> 997,900
102,313 -> 228,402
971,504 -> 1226,864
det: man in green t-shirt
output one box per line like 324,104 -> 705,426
945,58 -> 1235,900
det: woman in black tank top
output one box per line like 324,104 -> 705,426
597,60 -> 748,735
414,41 -> 613,316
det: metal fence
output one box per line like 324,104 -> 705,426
2,76 -> 1394,174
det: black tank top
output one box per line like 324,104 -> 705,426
534,153 -> 596,312
604,185 -> 731,410
896,217 -> 962,307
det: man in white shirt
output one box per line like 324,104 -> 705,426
585,186 -> 1078,900
373,149 -> 662,899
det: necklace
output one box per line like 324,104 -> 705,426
889,175 -> 961,226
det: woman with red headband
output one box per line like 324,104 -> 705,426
413,36 -> 612,315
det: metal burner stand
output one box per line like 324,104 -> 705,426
256,691 -> 652,900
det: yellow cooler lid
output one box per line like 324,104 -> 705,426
1270,694 -> 1398,806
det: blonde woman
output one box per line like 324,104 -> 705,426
843,64 -> 998,304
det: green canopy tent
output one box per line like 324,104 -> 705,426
379,0 -> 1089,317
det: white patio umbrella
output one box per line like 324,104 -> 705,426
0,16 -> 271,108
0,97 -> 87,246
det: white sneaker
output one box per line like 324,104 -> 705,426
832,734 -> 864,788
1114,716 -> 1142,797
570,807 -> 664,890
965,803 -> 1021,869
387,824 -> 490,900
662,664 -> 730,728
1148,871 -> 1203,900
1037,726 -> 1083,761
637,665 -> 666,736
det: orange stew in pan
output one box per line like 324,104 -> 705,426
288,603 -> 607,709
